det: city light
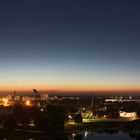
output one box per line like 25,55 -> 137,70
119,111 -> 137,119
2,98 -> 8,106
68,115 -> 73,119
25,100 -> 31,106
84,131 -> 88,137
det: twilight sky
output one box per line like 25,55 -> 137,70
0,0 -> 140,92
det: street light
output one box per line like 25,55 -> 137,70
25,100 -> 31,106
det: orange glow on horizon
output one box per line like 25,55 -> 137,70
0,83 -> 140,94
0,75 -> 140,94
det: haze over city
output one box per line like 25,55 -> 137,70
0,0 -> 140,94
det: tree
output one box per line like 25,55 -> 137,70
34,105 -> 66,132
74,113 -> 82,123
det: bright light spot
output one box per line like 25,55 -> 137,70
25,100 -> 31,106
119,111 -> 137,119
82,108 -> 85,111
68,115 -> 73,119
84,131 -> 88,137
3,98 -> 8,106
72,133 -> 76,138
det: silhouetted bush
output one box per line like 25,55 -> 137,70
75,134 -> 83,140
34,105 -> 66,132
34,114 -> 48,131
74,113 -> 82,123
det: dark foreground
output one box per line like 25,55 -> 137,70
0,119 -> 140,140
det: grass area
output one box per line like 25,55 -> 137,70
65,121 -> 130,132
65,119 -> 140,133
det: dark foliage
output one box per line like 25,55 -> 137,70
2,114 -> 17,130
34,105 -> 66,132
74,113 -> 82,123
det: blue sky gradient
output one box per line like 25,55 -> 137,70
0,0 -> 140,92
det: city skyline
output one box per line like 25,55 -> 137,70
0,0 -> 140,93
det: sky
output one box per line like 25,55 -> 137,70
0,0 -> 140,93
